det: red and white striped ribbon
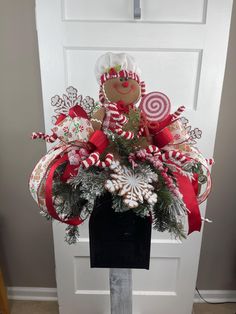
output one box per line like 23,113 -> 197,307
100,70 -> 140,85
32,132 -> 57,143
104,102 -> 134,139
106,103 -> 128,125
99,85 -> 105,103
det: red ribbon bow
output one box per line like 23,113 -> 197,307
44,104 -> 109,226
45,129 -> 109,226
140,113 -> 174,148
174,172 -> 202,234
116,100 -> 134,114
55,105 -> 89,125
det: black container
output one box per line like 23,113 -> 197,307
89,194 -> 152,269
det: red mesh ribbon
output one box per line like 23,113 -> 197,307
140,113 -> 174,147
45,130 -> 109,224
61,131 -> 109,182
153,128 -> 173,148
88,130 -> 109,153
45,154 -> 84,226
174,172 -> 202,234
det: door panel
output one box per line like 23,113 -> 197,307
66,49 -> 201,110
63,0 -> 207,23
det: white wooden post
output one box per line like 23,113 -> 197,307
109,269 -> 132,314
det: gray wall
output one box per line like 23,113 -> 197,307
0,0 -> 235,290
0,0 -> 56,287
197,2 -> 236,290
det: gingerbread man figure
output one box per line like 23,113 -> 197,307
91,52 -> 146,139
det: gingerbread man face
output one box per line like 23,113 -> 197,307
103,77 -> 141,105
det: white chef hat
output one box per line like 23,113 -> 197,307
95,52 -> 142,84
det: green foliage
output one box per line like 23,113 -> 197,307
112,194 -> 151,218
107,109 -> 148,159
53,173 -> 85,219
125,108 -> 141,133
51,165 -> 109,244
112,195 -> 130,213
153,187 -> 186,239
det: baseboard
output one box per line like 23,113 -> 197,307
7,287 -> 236,303
7,287 -> 57,301
194,290 -> 236,303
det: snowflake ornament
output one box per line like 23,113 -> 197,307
82,96 -> 97,115
180,116 -> 202,145
51,86 -> 96,118
105,161 -> 158,208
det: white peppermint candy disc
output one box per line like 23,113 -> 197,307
139,92 -> 171,122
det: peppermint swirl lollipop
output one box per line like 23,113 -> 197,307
139,92 -> 171,122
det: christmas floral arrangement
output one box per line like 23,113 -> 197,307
29,53 -> 213,244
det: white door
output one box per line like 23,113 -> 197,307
36,1 -> 233,313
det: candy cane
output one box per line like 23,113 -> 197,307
32,132 -> 57,143
137,127 -> 144,138
136,146 -> 160,160
172,106 -> 186,119
95,153 -> 114,168
159,150 -> 188,164
160,168 -> 181,198
114,127 -> 134,139
81,152 -> 100,169
128,153 -> 138,169
146,145 -> 160,155
147,153 -> 182,197
140,81 -> 146,97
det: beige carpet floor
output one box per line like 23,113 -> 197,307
9,301 -> 59,314
193,303 -> 236,314
7,300 -> 236,314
